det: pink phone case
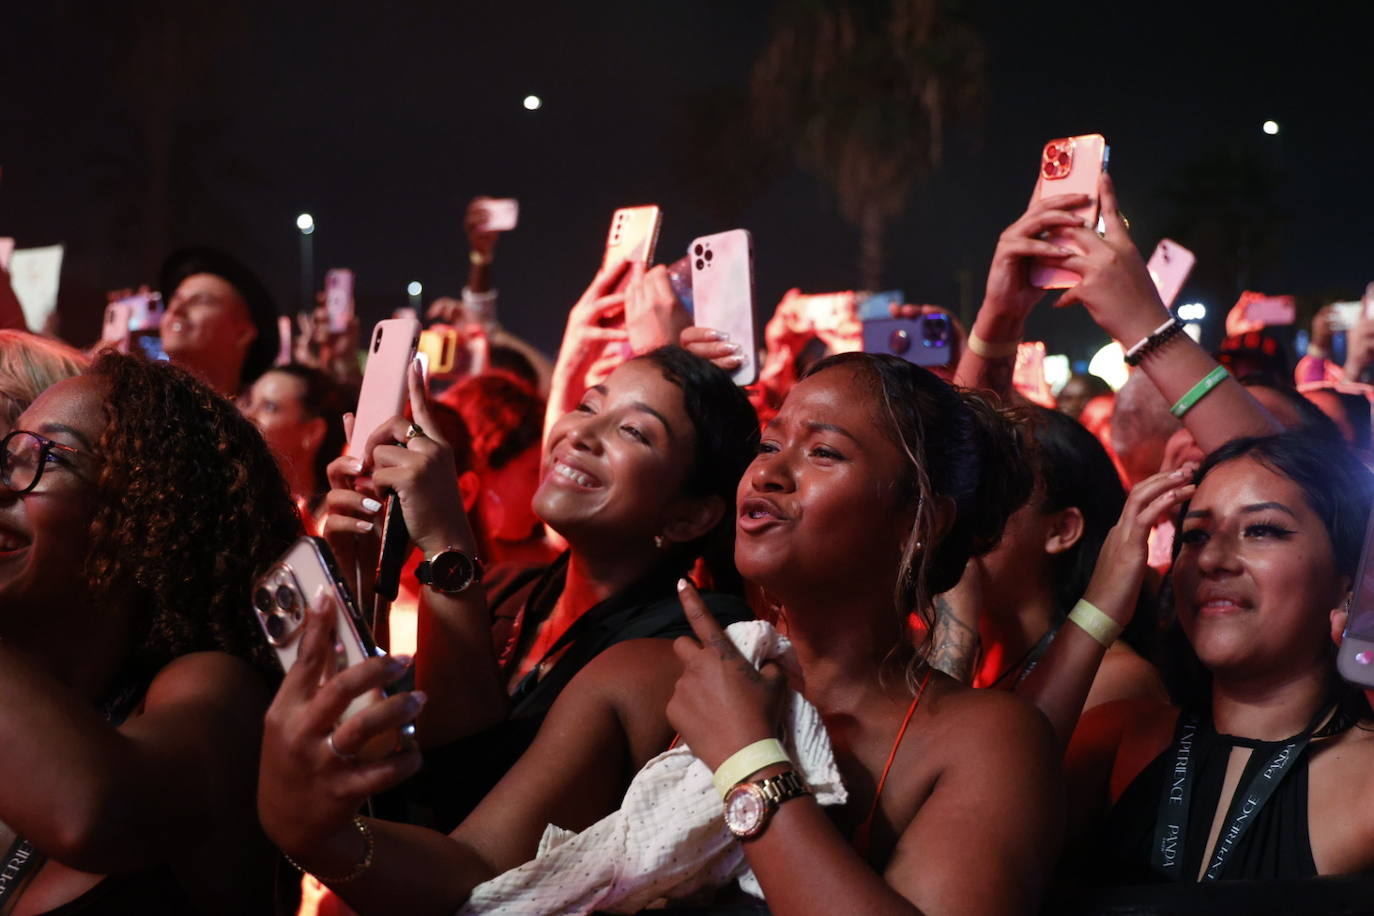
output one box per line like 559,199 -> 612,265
602,206 -> 662,272
1030,134 -> 1107,290
325,268 -> 354,334
347,317 -> 421,460
478,199 -> 519,232
1146,239 -> 1196,309
690,229 -> 757,386
102,302 -> 132,351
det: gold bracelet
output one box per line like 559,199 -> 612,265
967,332 -> 1020,360
282,816 -> 374,884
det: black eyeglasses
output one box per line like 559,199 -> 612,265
0,430 -> 85,494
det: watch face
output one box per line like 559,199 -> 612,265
724,785 -> 766,837
430,551 -> 474,591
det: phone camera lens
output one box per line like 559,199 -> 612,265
373,328 -> 384,353
275,585 -> 299,613
694,244 -> 704,256
695,259 -> 704,271
265,613 -> 287,642
923,316 -> 950,345
704,250 -> 713,262
253,587 -> 274,613
888,328 -> 912,355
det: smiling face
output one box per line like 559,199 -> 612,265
161,272 -> 256,377
0,375 -> 106,629
735,365 -> 917,607
532,359 -> 702,549
1173,455 -> 1347,680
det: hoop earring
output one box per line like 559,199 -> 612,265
653,534 -> 667,550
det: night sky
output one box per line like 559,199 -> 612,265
2,1 -> 1372,364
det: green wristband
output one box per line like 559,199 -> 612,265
1170,366 -> 1230,419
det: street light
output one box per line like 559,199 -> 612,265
296,213 -> 315,311
1177,302 -> 1207,321
523,94 -> 543,111
1262,120 -> 1280,136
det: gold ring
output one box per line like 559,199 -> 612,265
404,423 -> 425,442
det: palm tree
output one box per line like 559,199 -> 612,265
750,0 -> 985,290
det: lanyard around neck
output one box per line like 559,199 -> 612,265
1150,703 -> 1332,881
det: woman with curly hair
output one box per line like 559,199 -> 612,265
0,351 -> 301,914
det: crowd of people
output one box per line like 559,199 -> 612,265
0,166 -> 1371,916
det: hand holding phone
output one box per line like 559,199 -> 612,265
324,269 -> 354,335
1030,134 -> 1108,290
689,230 -> 757,385
347,318 -> 422,461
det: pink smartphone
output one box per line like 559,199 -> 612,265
602,205 -> 662,272
325,268 -> 354,334
1242,292 -> 1296,328
1030,134 -> 1109,290
689,229 -> 758,386
1146,239 -> 1196,309
0,238 -> 13,271
477,198 -> 519,232
276,315 -> 293,367
347,317 -> 421,460
252,537 -> 412,756
101,301 -> 132,351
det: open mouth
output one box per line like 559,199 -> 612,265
551,459 -> 601,489
738,498 -> 788,532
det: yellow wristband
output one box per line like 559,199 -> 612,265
967,332 -> 1020,360
1069,598 -> 1122,648
712,739 -> 791,799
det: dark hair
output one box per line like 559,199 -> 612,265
160,247 -> 279,386
636,346 -> 760,589
441,373 -> 544,471
85,352 -> 302,683
801,353 -> 1033,646
262,364 -> 352,502
486,344 -> 541,391
1163,432 -> 1374,714
1236,374 -> 1343,441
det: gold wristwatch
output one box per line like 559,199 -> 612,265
723,769 -> 809,839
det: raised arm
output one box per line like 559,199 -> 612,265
1017,465 -> 1194,753
0,645 -> 270,873
953,192 -> 1090,399
1056,174 -> 1282,450
543,260 -> 632,447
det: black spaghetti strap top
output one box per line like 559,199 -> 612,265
1097,710 -> 1355,884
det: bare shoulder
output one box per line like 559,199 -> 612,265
1087,644 -> 1169,710
575,638 -> 681,691
920,671 -> 1055,759
564,639 -> 681,767
142,651 -> 273,715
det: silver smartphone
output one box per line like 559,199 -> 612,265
1337,510 -> 1374,688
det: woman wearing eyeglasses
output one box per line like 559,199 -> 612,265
0,352 -> 301,914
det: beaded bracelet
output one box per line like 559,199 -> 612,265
1123,317 -> 1186,366
282,816 -> 375,884
1170,366 -> 1230,418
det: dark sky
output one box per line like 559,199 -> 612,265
2,1 -> 1372,363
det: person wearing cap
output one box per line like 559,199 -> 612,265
160,247 -> 280,398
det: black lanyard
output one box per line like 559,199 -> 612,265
1150,703 -> 1332,881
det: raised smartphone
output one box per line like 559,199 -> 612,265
1030,134 -> 1109,290
0,238 -> 13,271
1146,239 -> 1196,309
347,317 -> 421,460
325,268 -> 354,334
602,205 -> 662,273
1338,509 -> 1374,689
102,301 -> 132,351
252,537 -> 413,751
689,229 -> 758,386
476,198 -> 519,233
418,327 -> 459,376
862,315 -> 952,368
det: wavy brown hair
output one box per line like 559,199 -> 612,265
84,353 -> 301,682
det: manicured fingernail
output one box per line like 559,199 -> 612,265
348,458 -> 364,473
1057,247 -> 1074,255
728,343 -> 744,356
677,577 -> 691,592
361,497 -> 383,513
388,654 -> 413,673
724,356 -> 743,367
355,520 -> 374,533
407,690 -> 428,712
706,329 -> 729,341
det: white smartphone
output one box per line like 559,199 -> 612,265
325,268 -> 354,334
477,198 -> 519,233
603,205 -> 662,272
347,317 -> 421,460
252,537 -> 412,755
1338,510 -> 1374,689
1146,239 -> 1196,309
689,229 -> 757,386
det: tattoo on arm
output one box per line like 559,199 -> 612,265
928,595 -> 980,683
